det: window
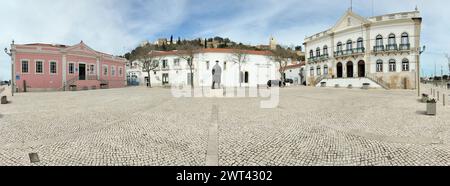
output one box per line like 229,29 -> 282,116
162,73 -> 169,85
309,50 -> 314,58
357,38 -> 363,48
153,60 -> 159,68
401,33 -> 409,44
389,59 -> 396,72
376,60 -> 383,72
162,60 -> 168,69
244,71 -> 249,83
69,63 -> 75,74
346,40 -> 353,51
376,35 -> 383,46
119,67 -> 123,77
174,59 -> 180,67
316,66 -> 321,76
324,65 -> 328,75
388,33 -> 396,45
89,64 -> 95,75
337,42 -> 343,52
206,61 -> 210,70
310,67 -> 314,76
35,60 -> 43,74
111,66 -> 116,76
323,46 -> 328,56
316,47 -> 321,57
21,60 -> 29,73
50,61 -> 57,74
402,58 -> 410,71
103,65 -> 108,76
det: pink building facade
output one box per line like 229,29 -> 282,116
11,41 -> 127,92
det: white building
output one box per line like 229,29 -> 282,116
304,9 -> 422,89
284,62 -> 306,85
127,48 -> 279,88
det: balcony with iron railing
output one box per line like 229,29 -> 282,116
373,45 -> 385,52
399,43 -> 411,51
319,54 -> 329,60
334,47 -> 365,58
386,44 -> 398,51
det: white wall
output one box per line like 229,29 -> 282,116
127,52 -> 279,88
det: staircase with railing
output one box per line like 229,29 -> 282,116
366,73 -> 390,89
63,76 -> 80,91
313,75 -> 326,86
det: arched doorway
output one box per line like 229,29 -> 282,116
337,62 -> 343,78
358,60 -> 365,77
346,61 -> 354,78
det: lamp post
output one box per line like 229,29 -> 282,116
4,41 -> 14,96
417,45 -> 425,97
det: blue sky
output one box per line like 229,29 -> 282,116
1,0 -> 449,80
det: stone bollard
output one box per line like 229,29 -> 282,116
438,91 -> 440,101
1,96 -> 7,104
443,94 -> 446,106
426,99 -> 437,116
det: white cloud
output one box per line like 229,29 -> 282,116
1,0 -> 450,79
0,0 -> 188,80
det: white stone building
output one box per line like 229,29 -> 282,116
304,9 -> 422,89
126,48 -> 279,88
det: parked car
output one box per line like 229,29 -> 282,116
284,79 -> 294,84
267,80 -> 286,87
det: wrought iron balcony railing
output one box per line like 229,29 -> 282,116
386,44 -> 398,51
373,45 -> 385,52
399,43 -> 411,51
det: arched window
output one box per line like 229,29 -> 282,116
388,34 -> 396,44
336,41 -> 342,56
317,66 -> 321,76
309,50 -> 314,58
388,33 -> 397,50
316,47 -> 321,57
401,32 -> 410,50
402,58 -> 410,71
323,45 -> 328,56
310,67 -> 314,76
376,59 -> 383,72
375,35 -> 383,51
324,65 -> 328,75
346,40 -> 353,51
357,37 -> 363,47
401,33 -> 409,44
389,59 -> 396,72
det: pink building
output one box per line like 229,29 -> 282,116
10,41 -> 127,92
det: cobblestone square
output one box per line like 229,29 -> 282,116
0,86 -> 449,166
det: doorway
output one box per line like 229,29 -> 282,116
346,61 -> 353,78
358,60 -> 365,77
337,62 -> 343,78
79,64 -> 86,80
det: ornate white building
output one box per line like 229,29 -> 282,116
304,9 -> 422,89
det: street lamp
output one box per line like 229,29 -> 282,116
417,45 -> 425,97
4,41 -> 14,96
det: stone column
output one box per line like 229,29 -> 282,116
364,23 -> 371,76
96,57 -> 100,80
330,33 -> 335,78
62,54 -> 67,89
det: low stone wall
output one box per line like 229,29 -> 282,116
371,72 -> 416,89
